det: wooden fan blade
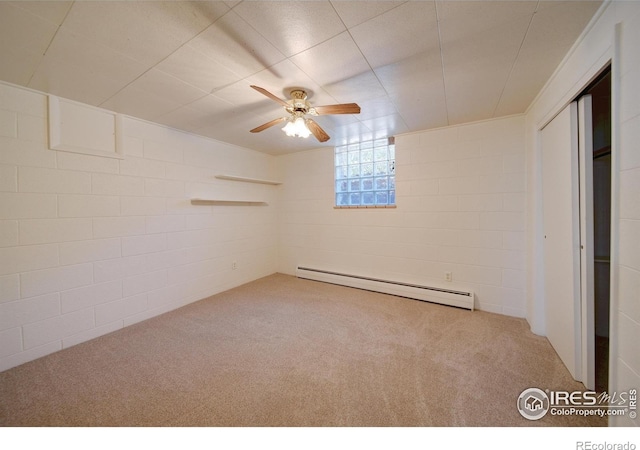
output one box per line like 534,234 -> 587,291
250,85 -> 289,107
313,103 -> 360,115
250,117 -> 286,133
306,119 -> 330,142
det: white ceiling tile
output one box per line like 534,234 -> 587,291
100,84 -> 184,121
233,1 -> 346,57
154,106 -> 212,133
28,28 -> 149,105
245,60 -> 334,106
188,94 -> 237,117
155,44 -> 240,93
440,15 -> 531,69
536,0 -> 601,14
191,94 -> 281,139
527,1 -> 603,44
311,114 -> 359,132
328,121 -> 377,147
392,79 -> 449,131
435,1 -> 537,45
211,85 -> 299,141
61,1 -> 229,66
122,70 -> 209,107
493,49 -> 566,116
350,1 -> 439,68
0,47 -> 42,86
8,1 -> 73,26
493,65 -> 548,117
331,1 -> 407,28
494,1 -> 603,117
210,80 -> 300,127
445,64 -> 514,125
195,84 -> 288,137
323,70 -> 387,105
0,3 -> 59,55
187,11 -> 286,80
29,58 -> 128,107
439,13 -> 531,122
0,0 -> 603,155
375,50 -> 443,97
210,80 -> 262,108
359,114 -> 410,139
373,49 -> 448,130
290,32 -> 370,87
398,103 -> 449,132
356,97 -> 400,122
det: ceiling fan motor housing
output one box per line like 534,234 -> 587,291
287,89 -> 310,114
249,84 -> 359,142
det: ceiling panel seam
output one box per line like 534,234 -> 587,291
434,1 -> 450,127
323,0 -> 404,133
26,1 -> 74,87
97,4 -> 235,109
491,1 -> 540,118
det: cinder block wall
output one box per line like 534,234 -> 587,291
0,82 -> 279,372
277,115 -> 527,317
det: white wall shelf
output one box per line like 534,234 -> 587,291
190,199 -> 268,206
215,175 -> 282,185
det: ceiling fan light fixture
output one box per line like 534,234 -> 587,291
282,116 -> 311,138
250,85 -> 358,143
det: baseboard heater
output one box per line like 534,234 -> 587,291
296,266 -> 474,311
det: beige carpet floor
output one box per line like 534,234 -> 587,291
0,273 -> 604,427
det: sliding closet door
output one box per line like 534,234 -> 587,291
578,95 -> 595,390
541,102 -> 582,381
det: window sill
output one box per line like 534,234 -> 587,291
334,205 -> 396,209
191,199 -> 267,206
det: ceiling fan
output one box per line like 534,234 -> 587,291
249,85 -> 361,143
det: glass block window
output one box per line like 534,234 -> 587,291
335,137 -> 395,207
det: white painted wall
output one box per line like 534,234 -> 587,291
524,1 -> 640,426
277,115 -> 526,317
0,81 -> 279,372
617,5 -> 640,428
